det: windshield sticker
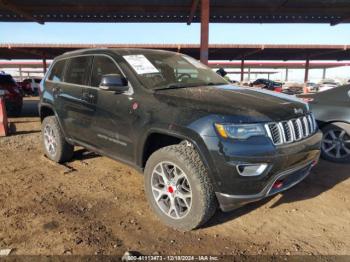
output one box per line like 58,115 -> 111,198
182,56 -> 207,69
123,55 -> 159,74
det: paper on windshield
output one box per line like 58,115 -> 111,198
123,55 -> 159,74
182,56 -> 207,69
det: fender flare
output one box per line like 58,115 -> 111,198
138,127 -> 220,188
39,103 -> 69,139
323,121 -> 350,134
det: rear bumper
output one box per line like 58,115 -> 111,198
215,158 -> 317,212
5,97 -> 23,110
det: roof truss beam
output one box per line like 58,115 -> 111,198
0,0 -> 44,24
187,0 -> 200,25
234,47 -> 265,60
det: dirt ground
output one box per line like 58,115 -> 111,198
0,97 -> 349,257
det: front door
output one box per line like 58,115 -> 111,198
85,55 -> 135,162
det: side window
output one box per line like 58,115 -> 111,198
48,60 -> 66,82
65,56 -> 93,85
91,56 -> 122,87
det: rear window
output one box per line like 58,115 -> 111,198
48,60 -> 66,82
0,74 -> 16,85
65,56 -> 93,85
34,79 -> 41,83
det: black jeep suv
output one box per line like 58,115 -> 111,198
39,48 -> 322,231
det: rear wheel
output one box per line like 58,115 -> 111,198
321,123 -> 350,163
144,144 -> 217,231
42,116 -> 74,163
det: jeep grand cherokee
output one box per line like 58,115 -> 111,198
39,48 -> 322,231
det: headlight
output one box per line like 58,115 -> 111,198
215,123 -> 266,139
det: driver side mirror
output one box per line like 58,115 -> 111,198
99,74 -> 129,93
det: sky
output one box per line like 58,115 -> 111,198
2,22 -> 350,44
1,22 -> 350,82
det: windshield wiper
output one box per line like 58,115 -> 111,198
154,81 -> 228,91
154,83 -> 205,91
205,82 -> 227,86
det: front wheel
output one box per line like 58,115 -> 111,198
144,144 -> 217,231
321,123 -> 350,163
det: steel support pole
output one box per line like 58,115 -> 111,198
322,68 -> 327,79
200,0 -> 209,65
43,55 -> 47,74
248,67 -> 251,81
240,59 -> 245,82
285,68 -> 289,82
19,65 -> 23,81
304,59 -> 310,83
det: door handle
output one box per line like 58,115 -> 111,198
82,91 -> 96,103
52,86 -> 61,93
52,86 -> 61,97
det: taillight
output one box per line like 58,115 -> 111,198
275,87 -> 282,93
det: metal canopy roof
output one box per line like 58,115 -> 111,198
209,61 -> 350,69
2,43 -> 350,61
1,61 -> 348,70
0,0 -> 350,25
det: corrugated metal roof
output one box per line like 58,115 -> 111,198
0,0 -> 350,24
2,43 -> 350,60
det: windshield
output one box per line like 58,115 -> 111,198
122,52 -> 228,90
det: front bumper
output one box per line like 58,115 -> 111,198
202,130 -> 322,211
216,159 -> 317,211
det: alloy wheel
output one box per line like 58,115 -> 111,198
44,124 -> 57,156
322,128 -> 350,159
151,161 -> 192,219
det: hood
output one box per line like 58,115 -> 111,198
154,85 -> 309,123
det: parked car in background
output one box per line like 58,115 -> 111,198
23,78 -> 41,96
299,85 -> 350,162
306,82 -> 319,92
250,79 -> 282,92
0,73 -> 23,116
17,80 -> 31,95
317,80 -> 340,93
229,79 -> 240,85
282,82 -> 304,95
39,48 -> 321,230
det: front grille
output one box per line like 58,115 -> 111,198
265,114 -> 317,145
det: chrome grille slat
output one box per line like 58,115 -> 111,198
303,116 -> 310,136
296,118 -> 303,139
265,114 -> 317,146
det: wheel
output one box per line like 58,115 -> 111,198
321,123 -> 350,163
41,116 -> 74,163
144,144 -> 217,231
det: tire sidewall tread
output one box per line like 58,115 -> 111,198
144,144 -> 217,231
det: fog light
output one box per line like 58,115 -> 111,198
236,163 -> 268,177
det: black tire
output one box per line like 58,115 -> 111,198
321,123 -> 350,163
41,116 -> 74,163
144,144 -> 217,231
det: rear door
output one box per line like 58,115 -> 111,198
53,55 -> 93,142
